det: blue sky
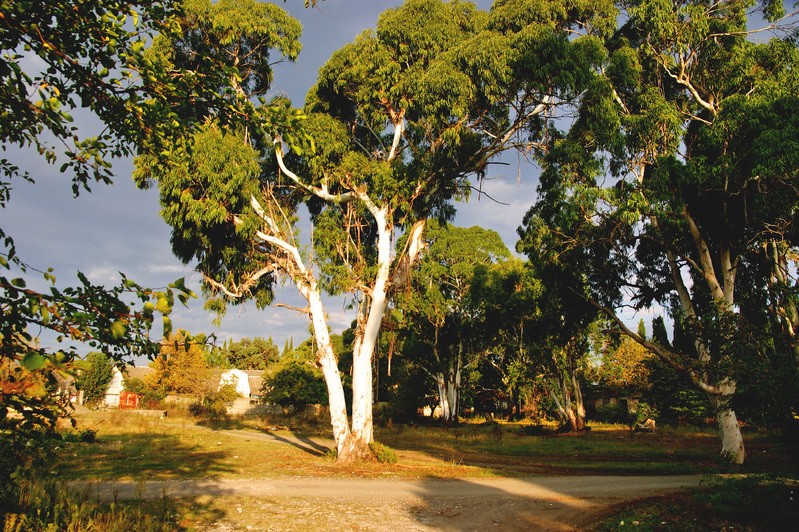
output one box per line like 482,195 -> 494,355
4,0 -> 544,355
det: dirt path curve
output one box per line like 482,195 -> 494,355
80,474 -> 702,531
83,422 -> 703,530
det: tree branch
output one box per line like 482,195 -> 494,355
273,135 -> 354,203
589,299 -> 722,396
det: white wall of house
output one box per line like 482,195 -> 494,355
104,367 -> 124,407
219,369 -> 250,397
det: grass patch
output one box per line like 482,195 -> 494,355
2,479 -> 222,531
593,474 -> 799,530
30,411 -> 799,531
375,421 -> 796,476
57,411 -> 797,482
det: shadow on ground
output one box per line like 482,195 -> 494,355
56,432 -> 236,481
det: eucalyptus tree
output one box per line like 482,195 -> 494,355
397,221 -> 511,423
518,0 -> 799,462
136,0 -> 613,461
469,256 -> 595,427
469,259 -> 543,420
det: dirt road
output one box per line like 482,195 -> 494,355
80,474 -> 702,531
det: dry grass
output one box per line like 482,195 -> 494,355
55,411 -> 796,482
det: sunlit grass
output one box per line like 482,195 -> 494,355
54,410 -> 795,483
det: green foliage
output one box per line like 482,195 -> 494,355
368,441 -> 398,464
0,429 -> 55,515
189,383 -> 240,421
396,221 -> 513,419
0,0 -> 223,507
592,402 -> 631,425
133,1 -> 307,315
75,352 -> 114,405
0,0 -> 193,197
261,361 -> 326,413
212,337 -> 280,370
517,0 -> 799,454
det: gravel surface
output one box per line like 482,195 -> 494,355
77,474 -> 702,531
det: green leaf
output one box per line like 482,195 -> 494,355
110,320 -> 127,339
155,296 -> 171,315
168,277 -> 186,291
21,352 -> 47,371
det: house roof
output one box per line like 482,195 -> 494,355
245,371 -> 265,395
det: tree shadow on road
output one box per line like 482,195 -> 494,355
408,476 -> 620,531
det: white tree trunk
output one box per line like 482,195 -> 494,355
305,283 -> 351,456
446,379 -> 458,422
342,206 -> 392,460
350,339 -> 374,445
436,373 -> 451,421
711,384 -> 745,465
572,374 -> 586,430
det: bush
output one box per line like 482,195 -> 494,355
60,429 -> 97,443
593,403 -> 631,424
205,383 -> 240,417
0,430 -> 55,515
372,402 -> 397,427
634,401 -> 658,424
518,423 -> 550,436
261,361 -> 326,414
369,441 -> 398,464
188,384 -> 240,421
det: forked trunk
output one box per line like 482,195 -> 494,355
346,205 -> 392,458
337,432 -> 373,463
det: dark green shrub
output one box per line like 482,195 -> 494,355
593,403 -> 630,424
0,429 -> 54,516
75,352 -> 114,406
60,429 -> 97,443
261,361 -> 326,414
